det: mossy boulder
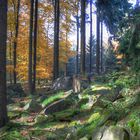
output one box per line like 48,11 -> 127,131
35,114 -> 47,124
24,99 -> 42,113
44,99 -> 75,115
51,76 -> 73,90
92,126 -> 130,140
79,136 -> 89,140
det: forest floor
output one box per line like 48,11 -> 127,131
0,74 -> 140,140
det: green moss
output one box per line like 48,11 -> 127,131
8,111 -> 21,119
88,112 -> 101,123
77,113 -> 103,138
42,91 -> 64,107
0,130 -> 27,140
126,107 -> 140,135
0,122 -> 28,140
54,109 -> 79,120
29,129 -> 46,137
80,104 -> 90,110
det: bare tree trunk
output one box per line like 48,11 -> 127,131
100,21 -> 103,72
65,10 -> 68,77
80,0 -> 86,75
65,32 -> 68,77
33,0 -> 38,93
10,32 -> 13,84
89,0 -> 93,73
76,2 -> 79,74
28,0 -> 34,94
0,0 -> 8,127
53,0 -> 60,80
13,0 -> 21,84
96,7 -> 100,74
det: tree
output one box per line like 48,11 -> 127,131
100,21 -> 103,72
13,0 -> 21,84
53,0 -> 60,80
89,0 -> 93,73
76,15 -> 80,74
0,0 -> 8,127
28,0 -> 34,94
33,0 -> 38,93
96,6 -> 100,74
73,1 -> 80,74
80,0 -> 86,75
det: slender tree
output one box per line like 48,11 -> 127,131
76,15 -> 80,74
100,21 -> 103,72
28,0 -> 34,94
89,0 -> 93,73
96,6 -> 100,74
53,0 -> 60,80
33,0 -> 38,93
9,32 -> 13,84
76,1 -> 80,74
80,0 -> 86,75
13,0 -> 21,84
0,0 -> 8,127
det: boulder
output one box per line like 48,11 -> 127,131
44,99 -> 74,115
92,126 -> 130,140
51,76 -> 73,90
35,114 -> 47,124
80,136 -> 89,140
7,83 -> 25,97
24,99 -> 42,113
73,75 -> 81,93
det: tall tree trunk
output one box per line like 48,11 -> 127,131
80,0 -> 86,75
0,0 -> 8,128
53,0 -> 60,80
89,0 -> 93,73
33,0 -> 38,93
65,32 -> 68,77
13,0 -> 20,84
10,31 -> 13,84
28,0 -> 34,94
100,21 -> 103,72
76,2 -> 79,74
65,10 -> 68,77
96,8 -> 100,74
76,9 -> 79,74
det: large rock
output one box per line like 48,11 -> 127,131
35,114 -> 47,124
92,126 -> 130,140
73,75 -> 81,93
44,99 -> 74,115
51,76 -> 73,90
24,99 -> 42,113
7,83 -> 25,97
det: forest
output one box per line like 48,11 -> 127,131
0,0 -> 140,140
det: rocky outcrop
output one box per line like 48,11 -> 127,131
51,76 -> 73,91
92,126 -> 130,140
44,99 -> 74,115
24,99 -> 42,113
